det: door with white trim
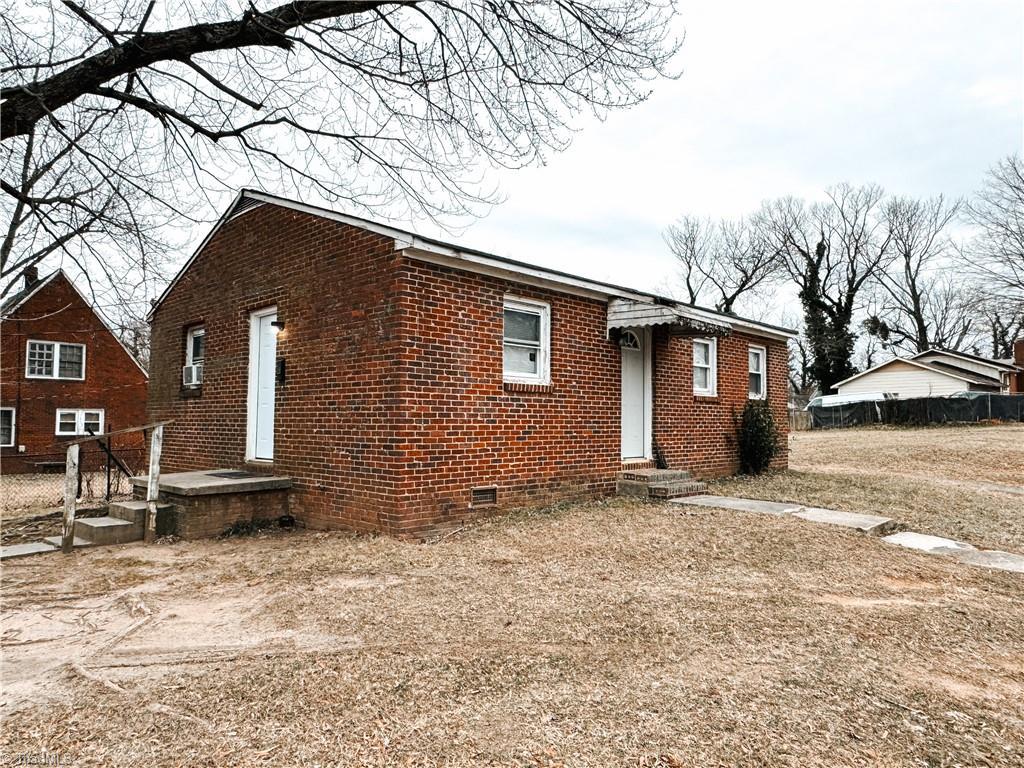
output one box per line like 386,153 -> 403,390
247,307 -> 278,461
620,329 -> 650,459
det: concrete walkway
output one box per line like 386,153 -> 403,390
672,495 -> 1024,574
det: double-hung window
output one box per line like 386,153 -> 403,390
183,325 -> 205,387
502,297 -> 550,384
748,345 -> 767,399
693,338 -> 717,396
0,408 -> 14,447
26,340 -> 86,380
55,409 -> 104,436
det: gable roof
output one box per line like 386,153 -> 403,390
911,347 -> 1019,372
149,189 -> 798,341
833,356 -> 1002,389
1,269 -> 148,377
0,270 -> 60,317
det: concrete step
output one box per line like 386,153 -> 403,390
42,535 -> 92,549
74,516 -> 142,546
0,541 -> 58,560
618,468 -> 692,483
647,480 -> 708,500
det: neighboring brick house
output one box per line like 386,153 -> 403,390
147,190 -> 794,537
0,269 -> 149,474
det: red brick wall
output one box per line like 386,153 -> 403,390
652,331 -> 790,477
1012,338 -> 1024,393
0,273 -> 148,474
387,260 -> 621,536
147,203 -> 409,534
148,202 -> 790,538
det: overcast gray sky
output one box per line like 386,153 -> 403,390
399,0 -> 1022,307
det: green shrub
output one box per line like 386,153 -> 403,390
737,400 -> 780,475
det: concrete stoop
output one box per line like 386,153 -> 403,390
618,469 -> 708,501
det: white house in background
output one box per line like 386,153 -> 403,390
834,348 -> 1020,399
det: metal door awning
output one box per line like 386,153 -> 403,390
606,298 -> 732,337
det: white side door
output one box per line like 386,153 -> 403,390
247,308 -> 278,461
620,329 -> 648,459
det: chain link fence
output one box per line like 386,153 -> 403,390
1,442 -> 145,545
808,393 -> 1024,429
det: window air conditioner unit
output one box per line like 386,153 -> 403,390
182,363 -> 203,387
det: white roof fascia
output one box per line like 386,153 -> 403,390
149,189 -> 799,342
401,244 -> 629,303
401,243 -> 797,341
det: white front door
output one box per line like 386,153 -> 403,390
247,307 -> 278,461
620,329 -> 650,459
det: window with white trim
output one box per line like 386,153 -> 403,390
502,297 -> 550,383
186,326 -> 205,366
26,340 -> 86,380
748,345 -> 767,399
692,338 -> 717,396
55,409 -> 104,436
0,408 -> 14,447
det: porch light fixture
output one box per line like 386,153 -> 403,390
271,319 -> 286,334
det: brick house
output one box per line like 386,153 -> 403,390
0,269 -> 149,474
147,190 -> 795,538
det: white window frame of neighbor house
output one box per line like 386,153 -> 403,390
55,408 -> 105,437
502,296 -> 551,384
748,344 -> 767,399
692,338 -> 717,396
25,340 -> 86,380
0,407 -> 15,447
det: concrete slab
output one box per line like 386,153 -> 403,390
881,531 -> 975,554
131,469 -> 292,497
953,549 -> 1024,574
0,541 -> 58,560
792,507 -> 895,535
670,495 -> 803,516
41,535 -> 92,549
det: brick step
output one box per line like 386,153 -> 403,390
618,468 -> 692,483
617,476 -> 708,500
74,516 -> 142,546
647,480 -> 708,500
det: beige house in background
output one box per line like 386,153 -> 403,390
835,348 -> 1021,399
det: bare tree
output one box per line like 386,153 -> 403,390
967,154 -> 1024,303
663,215 -> 779,313
1,0 -> 679,318
757,184 -> 893,393
978,298 -> 1024,359
863,195 -> 970,352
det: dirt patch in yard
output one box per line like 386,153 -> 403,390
2,499 -> 1023,767
711,423 -> 1024,552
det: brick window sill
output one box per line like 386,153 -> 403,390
180,386 -> 202,399
693,394 -> 719,402
503,381 -> 554,394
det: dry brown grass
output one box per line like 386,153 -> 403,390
712,423 -> 1024,552
2,498 -> 1023,767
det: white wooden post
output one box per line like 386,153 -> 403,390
144,425 -> 163,543
61,443 -> 80,554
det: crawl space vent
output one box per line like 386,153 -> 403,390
471,487 -> 498,506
